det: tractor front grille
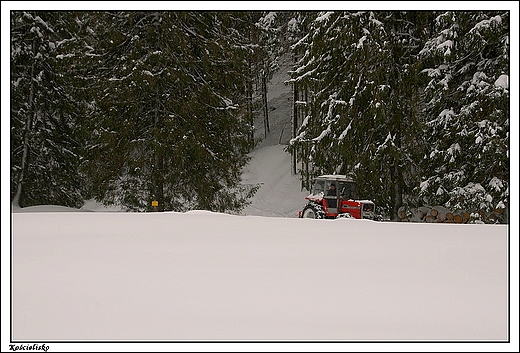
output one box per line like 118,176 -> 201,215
361,202 -> 375,219
362,203 -> 374,213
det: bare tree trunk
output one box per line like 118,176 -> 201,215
292,77 -> 298,175
156,152 -> 164,212
247,60 -> 254,148
13,40 -> 36,207
12,125 -> 32,207
152,90 -> 164,211
262,71 -> 269,139
394,171 -> 403,220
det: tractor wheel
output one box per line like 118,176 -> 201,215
301,203 -> 325,219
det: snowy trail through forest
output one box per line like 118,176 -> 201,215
241,144 -> 308,218
240,53 -> 309,219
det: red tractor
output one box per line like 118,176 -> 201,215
298,175 -> 377,220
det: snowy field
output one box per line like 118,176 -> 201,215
10,206 -> 509,343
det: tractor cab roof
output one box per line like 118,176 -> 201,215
316,174 -> 355,183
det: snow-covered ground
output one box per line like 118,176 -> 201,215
241,144 -> 309,218
8,209 -> 512,345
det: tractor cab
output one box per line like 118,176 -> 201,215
299,175 -> 376,220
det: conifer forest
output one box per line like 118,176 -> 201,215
10,11 -> 510,222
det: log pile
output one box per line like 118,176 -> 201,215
397,206 -> 504,224
422,209 -> 470,223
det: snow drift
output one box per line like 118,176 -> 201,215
12,210 -> 508,341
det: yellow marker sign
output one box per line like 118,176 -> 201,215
151,200 -> 159,207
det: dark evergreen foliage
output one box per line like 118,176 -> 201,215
287,11 -> 509,222
288,11 -> 435,218
10,10 -> 509,222
11,11 -> 85,208
417,11 -> 509,223
82,11 -> 260,212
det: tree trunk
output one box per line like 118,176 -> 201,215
292,75 -> 298,175
262,71 -> 269,139
13,40 -> 37,207
156,152 -> 164,211
12,125 -> 31,207
389,161 -> 403,220
152,91 -> 164,211
394,170 -> 403,219
247,60 -> 254,148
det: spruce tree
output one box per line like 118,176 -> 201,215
83,11 -> 258,212
417,11 -> 509,223
288,11 -> 432,218
11,11 -> 85,208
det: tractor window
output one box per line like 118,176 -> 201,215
324,181 -> 338,208
325,181 -> 337,196
313,179 -> 325,195
339,181 -> 357,200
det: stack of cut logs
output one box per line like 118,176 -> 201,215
417,208 -> 471,223
397,206 -> 504,223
